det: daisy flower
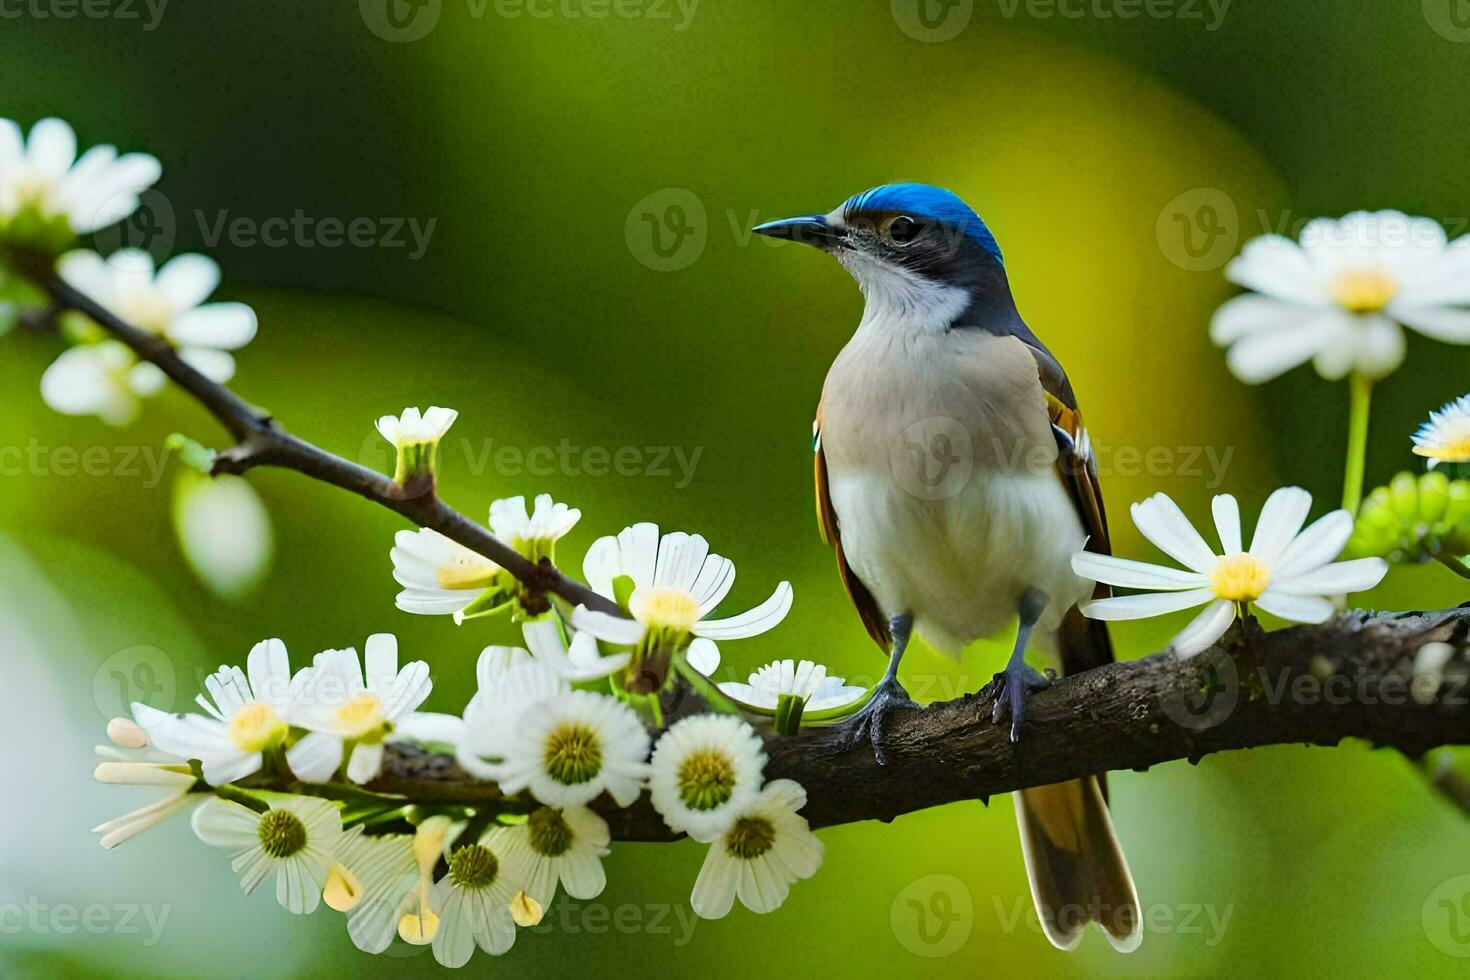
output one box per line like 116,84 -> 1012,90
1412,394 -> 1470,469
690,779 -> 824,919
376,406 -> 457,485
191,795 -> 345,915
0,116 -> 161,245
1210,211 -> 1470,383
472,687 -> 651,808
456,646 -> 569,779
326,830 -> 421,953
39,339 -> 154,425
391,527 -> 506,622
430,830 -> 522,968
91,718 -> 199,849
287,635 -> 432,785
58,248 -> 257,383
489,493 -> 581,562
1072,488 -> 1389,658
649,714 -> 767,842
522,616 -> 630,682
486,805 -> 611,909
570,523 -> 793,664
718,659 -> 866,712
131,638 -> 302,785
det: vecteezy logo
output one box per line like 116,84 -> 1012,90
624,188 -> 707,272
891,0 -> 973,42
891,874 -> 973,957
1423,875 -> 1470,957
1159,645 -> 1238,732
93,188 -> 176,262
1424,0 -> 1470,42
1156,187 -> 1239,272
890,416 -> 973,501
360,0 -> 442,43
93,645 -> 176,720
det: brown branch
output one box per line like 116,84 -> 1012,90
363,608 -> 1470,841
43,274 -> 621,617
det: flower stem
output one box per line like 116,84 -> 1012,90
1342,373 -> 1373,514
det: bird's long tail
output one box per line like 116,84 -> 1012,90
1014,775 -> 1140,951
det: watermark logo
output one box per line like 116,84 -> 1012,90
93,645 -> 175,719
1424,875 -> 1470,957
891,0 -> 973,42
1424,0 -> 1470,42
0,0 -> 168,30
1159,646 -> 1238,731
0,898 -> 171,945
626,188 -> 707,272
1157,187 -> 1239,272
94,187 -> 177,263
890,416 -> 973,501
891,874 -> 973,957
360,0 -> 442,42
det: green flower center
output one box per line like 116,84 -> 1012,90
527,806 -> 574,857
448,843 -> 499,889
543,722 -> 602,786
258,809 -> 307,859
726,816 -> 776,860
677,749 -> 736,811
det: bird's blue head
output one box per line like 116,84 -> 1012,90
753,183 -> 1006,298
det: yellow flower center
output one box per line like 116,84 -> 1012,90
632,586 -> 700,632
13,169 -> 59,213
726,815 -> 777,860
1330,268 -> 1398,314
115,290 -> 175,337
228,700 -> 285,752
332,693 -> 387,740
1210,553 -> 1271,603
677,748 -> 737,811
1413,418 -> 1470,464
543,722 -> 603,786
437,554 -> 500,590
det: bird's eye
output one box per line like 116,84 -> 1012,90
885,215 -> 921,245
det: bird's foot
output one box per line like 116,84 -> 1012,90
827,676 -> 917,766
985,661 -> 1053,743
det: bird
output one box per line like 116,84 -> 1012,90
753,183 -> 1141,952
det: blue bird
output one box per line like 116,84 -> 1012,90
755,183 -> 1141,952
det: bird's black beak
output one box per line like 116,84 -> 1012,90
752,214 -> 840,249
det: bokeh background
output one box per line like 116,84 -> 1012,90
3,1 -> 1469,976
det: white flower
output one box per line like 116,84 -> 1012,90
521,616 -> 630,682
0,116 -> 161,239
1412,394 -> 1470,469
173,472 -> 273,601
570,523 -> 793,653
1211,211 -> 1470,383
91,719 -> 198,849
486,805 -> 610,909
131,638 -> 302,785
649,714 -> 767,842
59,248 -> 257,383
689,779 -> 824,919
391,527 -> 505,622
489,493 -> 580,559
39,339 -> 153,425
718,659 -> 866,712
287,634 -> 432,785
469,683 -> 651,808
430,830 -> 521,968
325,830 -> 421,954
376,406 -> 457,485
1072,488 -> 1389,658
191,795 -> 345,915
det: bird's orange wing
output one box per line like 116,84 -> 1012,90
814,405 -> 890,653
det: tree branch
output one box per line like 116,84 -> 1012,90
367,609 -> 1470,840
43,274 -> 621,617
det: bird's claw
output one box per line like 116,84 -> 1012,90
986,663 -> 1051,743
827,677 -> 917,765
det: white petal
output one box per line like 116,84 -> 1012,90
1253,591 -> 1336,624
686,638 -> 720,675
1225,311 -> 1347,383
1211,494 -> 1242,554
690,848 -> 738,920
154,253 -> 220,311
1393,304 -> 1470,344
1070,552 -> 1207,590
692,582 -> 793,640
1210,294 -> 1319,344
246,637 -> 292,712
286,731 -> 343,782
569,606 -> 645,645
364,633 -> 399,688
56,249 -> 114,299
1080,588 -> 1215,621
179,346 -> 237,383
347,742 -> 386,784
1349,315 -> 1407,380
26,117 -> 77,176
1168,600 -> 1236,658
1248,486 -> 1313,565
1129,493 -> 1218,572
1225,235 -> 1325,303
618,523 -> 660,589
1272,510 -> 1354,579
1270,557 -> 1387,597
170,304 -> 258,350
191,797 -> 260,848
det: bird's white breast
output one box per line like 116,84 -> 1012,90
820,315 -> 1091,657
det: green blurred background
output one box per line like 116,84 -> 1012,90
3,1 -> 1469,976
